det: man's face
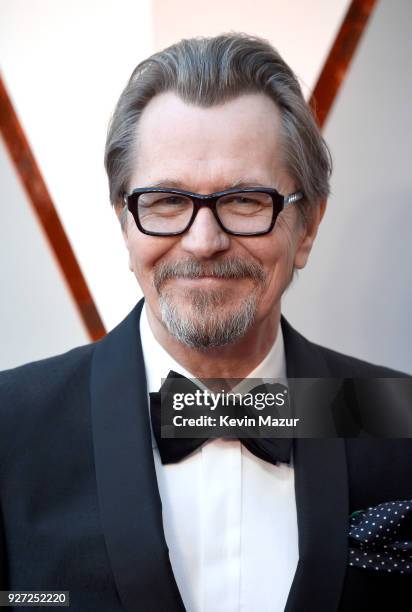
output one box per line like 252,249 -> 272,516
122,91 -> 321,348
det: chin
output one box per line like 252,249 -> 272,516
158,291 -> 258,349
171,287 -> 238,313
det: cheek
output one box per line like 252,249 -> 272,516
126,226 -> 177,280
273,214 -> 302,263
255,220 -> 301,288
130,237 -> 157,271
248,222 -> 297,268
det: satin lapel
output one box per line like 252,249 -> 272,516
282,317 -> 349,612
90,299 -> 185,612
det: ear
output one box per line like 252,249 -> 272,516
115,205 -> 134,272
293,199 -> 327,269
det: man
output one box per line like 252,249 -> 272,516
0,34 -> 411,612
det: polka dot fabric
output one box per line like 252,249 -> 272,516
349,499 -> 412,575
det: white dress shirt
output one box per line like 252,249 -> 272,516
140,303 -> 299,612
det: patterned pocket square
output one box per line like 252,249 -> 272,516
348,499 -> 412,575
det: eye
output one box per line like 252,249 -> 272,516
231,196 -> 262,205
160,196 -> 188,206
138,193 -> 192,208
218,192 -> 272,208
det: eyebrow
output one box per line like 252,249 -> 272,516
141,178 -> 274,191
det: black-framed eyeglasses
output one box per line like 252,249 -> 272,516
124,187 -> 304,237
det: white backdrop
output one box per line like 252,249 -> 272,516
1,0 -> 410,373
283,0 -> 412,374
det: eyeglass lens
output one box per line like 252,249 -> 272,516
137,192 -> 274,234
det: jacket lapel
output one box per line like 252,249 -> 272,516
282,317 -> 349,612
90,299 -> 185,612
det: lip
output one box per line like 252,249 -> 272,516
180,276 -> 227,279
173,276 -> 236,283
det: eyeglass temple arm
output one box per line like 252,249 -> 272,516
284,191 -> 304,207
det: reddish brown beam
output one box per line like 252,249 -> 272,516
310,0 -> 378,128
0,76 -> 106,341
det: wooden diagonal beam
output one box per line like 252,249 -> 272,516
310,0 -> 379,128
0,75 -> 106,341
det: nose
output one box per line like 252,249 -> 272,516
180,206 -> 230,259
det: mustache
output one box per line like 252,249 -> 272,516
153,258 -> 266,292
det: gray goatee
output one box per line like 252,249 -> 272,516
153,258 -> 266,349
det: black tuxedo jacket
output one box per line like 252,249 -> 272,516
1,299 -> 411,611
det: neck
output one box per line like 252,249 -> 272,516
145,301 -> 281,379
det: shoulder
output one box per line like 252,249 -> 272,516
0,341 -> 96,395
0,342 -> 96,468
0,299 -> 145,441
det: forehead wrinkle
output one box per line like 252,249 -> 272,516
137,177 -> 279,192
130,94 -> 288,195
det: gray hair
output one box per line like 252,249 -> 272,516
104,33 -> 332,227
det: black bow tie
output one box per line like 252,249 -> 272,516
149,370 -> 293,466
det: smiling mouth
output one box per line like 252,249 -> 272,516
174,275 -> 239,281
